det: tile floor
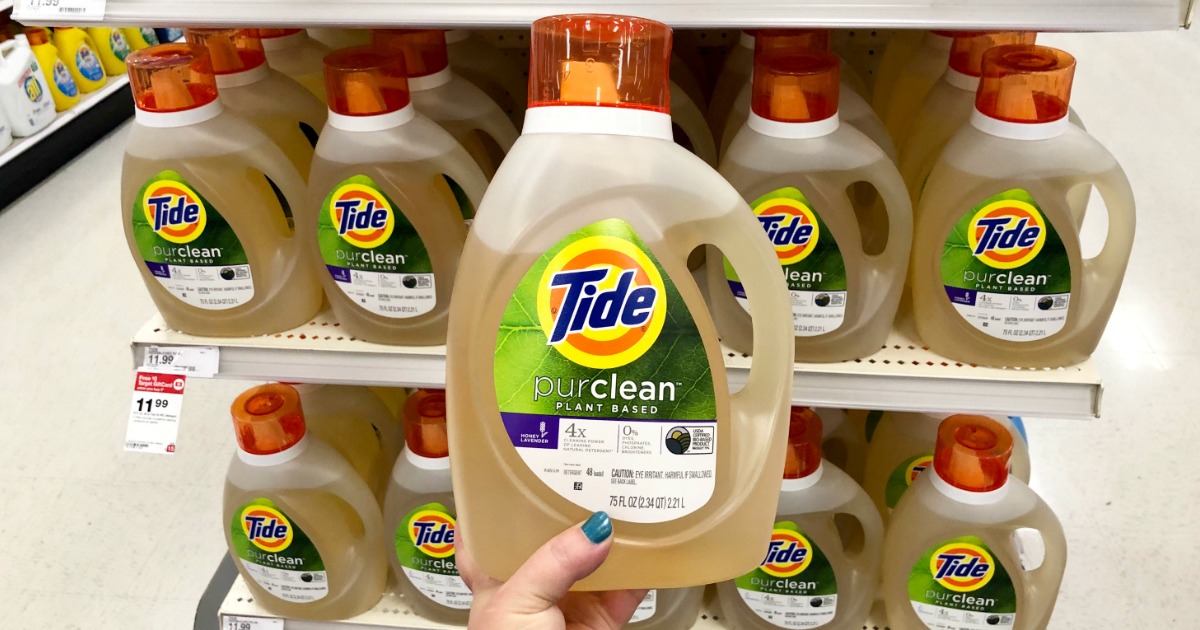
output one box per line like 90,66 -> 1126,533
1,27 -> 1198,630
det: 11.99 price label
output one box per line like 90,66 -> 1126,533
124,371 -> 186,455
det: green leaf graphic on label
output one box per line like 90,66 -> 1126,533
942,188 -> 1071,342
230,498 -> 325,572
131,170 -> 248,266
908,536 -> 1017,627
394,502 -> 459,576
885,453 -> 933,510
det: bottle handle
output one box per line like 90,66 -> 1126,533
241,137 -> 310,237
424,138 -> 491,220
846,162 -> 914,317
1075,167 -> 1136,325
329,469 -> 387,548
1005,513 -> 1068,621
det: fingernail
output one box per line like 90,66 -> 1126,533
581,511 -> 612,544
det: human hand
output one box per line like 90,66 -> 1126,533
459,511 -> 649,630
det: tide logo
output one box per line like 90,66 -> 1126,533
907,455 -> 934,486
759,529 -> 814,578
23,74 -> 44,103
240,504 -> 294,553
968,199 -> 1047,270
537,235 -> 667,370
329,183 -> 394,249
931,542 -> 996,592
753,196 -> 820,265
408,510 -> 456,559
143,180 -> 207,244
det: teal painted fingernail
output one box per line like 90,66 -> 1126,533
581,511 -> 612,544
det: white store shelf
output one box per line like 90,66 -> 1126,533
17,0 -> 1190,31
131,309 -> 1102,419
0,75 -> 130,169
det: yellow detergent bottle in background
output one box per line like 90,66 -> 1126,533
879,30 -> 953,154
223,383 -> 387,620
862,411 -> 1030,523
718,408 -> 883,630
711,50 -> 911,362
373,29 -> 519,179
288,383 -> 400,498
53,27 -> 107,93
444,29 -> 528,127
871,30 -> 924,119
307,28 -> 370,51
912,45 -> 1135,368
446,14 -> 795,590
370,387 -> 409,419
87,27 -> 132,75
882,415 -> 1066,630
122,28 -> 160,51
121,45 -> 322,336
25,28 -> 79,112
185,28 -> 326,184
628,587 -> 704,629
258,28 -> 331,102
304,47 -> 488,345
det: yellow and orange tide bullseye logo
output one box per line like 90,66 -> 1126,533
330,183 -> 395,249
408,510 -> 456,559
931,542 -> 996,592
143,180 -> 207,244
907,455 -> 934,486
537,235 -> 667,370
241,505 -> 294,553
760,529 -> 814,578
967,200 -> 1047,270
754,197 -> 820,266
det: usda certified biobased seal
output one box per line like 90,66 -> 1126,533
394,503 -> 471,609
230,499 -> 328,603
735,522 -> 839,628
494,219 -> 717,524
908,536 -> 1016,629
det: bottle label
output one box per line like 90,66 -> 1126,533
230,499 -> 328,603
735,521 -> 839,628
941,189 -> 1071,342
20,67 -> 48,110
318,175 -> 436,319
76,45 -> 104,82
131,170 -> 255,310
726,187 -> 846,337
110,30 -> 131,61
908,536 -> 1017,629
140,28 -> 160,45
52,59 -> 79,97
442,174 -> 475,230
394,503 -> 472,610
495,219 -> 718,524
629,589 -> 658,623
885,453 -> 933,511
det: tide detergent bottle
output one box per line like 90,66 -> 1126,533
25,28 -> 79,112
258,28 -> 331,102
629,587 -> 704,629
444,29 -> 528,127
53,27 -> 107,93
87,27 -> 132,75
446,14 -> 795,590
882,415 -> 1066,630
122,27 -> 160,51
879,31 -> 954,153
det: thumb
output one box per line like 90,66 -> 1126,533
491,511 -> 614,614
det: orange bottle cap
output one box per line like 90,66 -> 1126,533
404,389 -> 449,459
231,383 -> 307,456
752,50 -> 839,123
934,414 -> 1013,492
324,46 -> 411,116
371,29 -> 448,78
126,44 -> 219,113
976,44 -> 1075,124
184,28 -> 267,75
257,28 -> 302,39
949,31 -> 1036,77
24,27 -> 51,47
528,14 -> 672,113
753,28 -> 831,54
783,407 -> 823,479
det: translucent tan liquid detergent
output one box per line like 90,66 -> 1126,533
373,29 -> 519,180
671,80 -> 718,167
223,383 -> 387,620
259,28 -> 332,102
290,383 -> 399,499
870,30 -> 925,120
707,31 -> 755,145
817,408 -> 868,483
711,51 -> 911,362
912,45 -> 1135,368
629,587 -> 704,629
444,29 -> 528,127
303,47 -> 488,345
718,408 -> 883,630
880,31 -> 952,154
862,412 -> 1029,525
383,390 -> 472,625
121,45 -> 322,337
446,15 -> 794,591
185,29 -> 326,185
306,28 -> 370,51
671,54 -> 707,113
882,415 -> 1066,630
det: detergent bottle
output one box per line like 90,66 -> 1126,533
155,28 -> 184,44
711,50 -> 911,362
879,31 -> 953,153
24,28 -> 79,113
882,415 -> 1066,630
122,28 -> 160,51
629,587 -> 704,628
446,14 -> 795,590
53,27 -> 107,93
258,28 -> 330,101
671,79 -> 718,167
307,28 -> 370,50
373,29 -> 519,179
121,44 -> 322,336
718,408 -> 883,630
370,386 -> 409,420
871,30 -> 924,120
304,46 -> 488,345
289,383 -> 400,498
87,27 -> 132,75
818,407 -> 869,483
912,44 -> 1135,368
444,29 -> 528,127
224,383 -> 387,619
0,101 -> 10,150
0,38 -> 56,137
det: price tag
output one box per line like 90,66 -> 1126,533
124,371 -> 186,455
143,345 -> 220,378
13,0 -> 107,21
222,615 -> 284,630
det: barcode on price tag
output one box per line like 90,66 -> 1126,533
13,0 -> 106,21
143,345 -> 219,378
124,371 -> 186,455
223,615 -> 284,630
